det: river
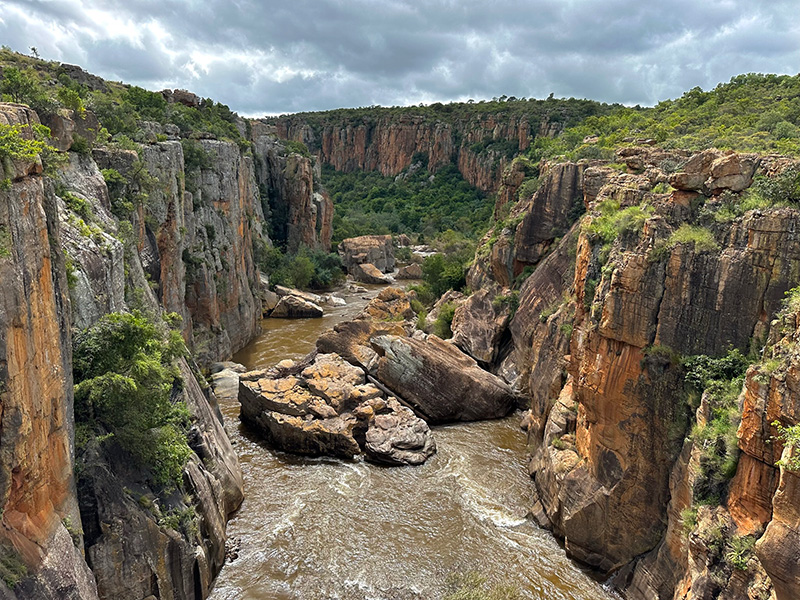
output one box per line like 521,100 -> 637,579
208,283 -> 615,600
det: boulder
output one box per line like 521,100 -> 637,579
209,361 -> 248,402
270,295 -> 323,318
706,152 -> 758,193
368,334 -> 516,423
396,263 -> 423,279
316,288 -> 416,368
274,285 -> 323,304
41,108 -> 101,152
364,398 -> 436,466
352,262 -> 393,284
339,234 -> 395,273
238,353 -> 435,464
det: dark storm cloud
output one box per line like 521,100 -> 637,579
1,0 -> 798,115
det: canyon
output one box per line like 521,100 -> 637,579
1,57 -> 799,600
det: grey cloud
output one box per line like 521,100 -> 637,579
1,0 -> 798,115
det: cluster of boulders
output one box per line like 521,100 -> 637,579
237,287 -> 518,466
259,276 -> 346,319
239,353 -> 436,465
338,234 -> 396,284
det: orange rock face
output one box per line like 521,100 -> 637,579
274,113 -> 535,193
0,104 -> 98,595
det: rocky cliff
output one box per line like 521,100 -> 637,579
0,95 -> 316,599
461,146 -> 800,598
272,110 -> 558,193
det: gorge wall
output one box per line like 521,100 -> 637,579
0,97 -> 324,599
270,110 -> 564,193
457,146 -> 800,599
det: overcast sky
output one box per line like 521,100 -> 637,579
1,0 -> 798,116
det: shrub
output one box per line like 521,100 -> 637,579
726,535 -> 756,570
284,140 -> 311,158
56,86 -> 86,116
73,311 -> 192,489
650,224 -> 718,261
772,421 -> 800,471
0,545 -> 27,589
433,302 -> 456,339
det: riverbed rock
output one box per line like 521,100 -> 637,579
364,398 -> 436,466
368,334 -> 516,423
270,294 -> 324,318
339,234 -> 395,273
396,263 -> 423,279
239,352 -> 436,464
316,288 -> 416,368
209,362 -> 248,402
352,262 -> 393,284
274,285 -> 323,304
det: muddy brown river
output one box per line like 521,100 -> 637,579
208,283 -> 615,600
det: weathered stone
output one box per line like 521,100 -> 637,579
368,334 -> 516,423
451,288 -> 510,364
239,353 -> 435,464
339,235 -> 395,273
365,398 -> 437,466
396,263 -> 423,279
41,108 -> 101,152
707,152 -> 759,193
352,262 -> 393,284
270,295 -> 324,318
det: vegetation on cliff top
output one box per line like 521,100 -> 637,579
0,48 -> 246,147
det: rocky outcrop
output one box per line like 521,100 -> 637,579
79,359 -> 244,600
491,148 -> 800,593
468,161 -> 585,290
396,263 -> 422,279
351,262 -> 393,285
249,121 -> 332,252
239,353 -> 435,465
270,294 -> 324,318
368,334 -> 516,424
338,235 -> 395,274
450,288 -> 511,365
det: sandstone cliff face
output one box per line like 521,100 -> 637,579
468,161 -> 585,290
0,104 -> 99,599
273,112 -> 543,193
467,145 -> 800,596
0,100 -> 301,598
249,120 -> 332,252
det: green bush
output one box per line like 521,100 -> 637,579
255,244 -> 344,290
433,302 -> 457,339
772,421 -> 800,471
650,224 -> 719,261
73,311 -> 192,489
725,534 -> 756,570
284,140 -> 311,158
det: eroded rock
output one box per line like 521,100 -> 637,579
239,353 -> 435,465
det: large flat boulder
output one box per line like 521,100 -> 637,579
368,334 -> 516,424
270,294 -> 323,318
352,262 -> 393,284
